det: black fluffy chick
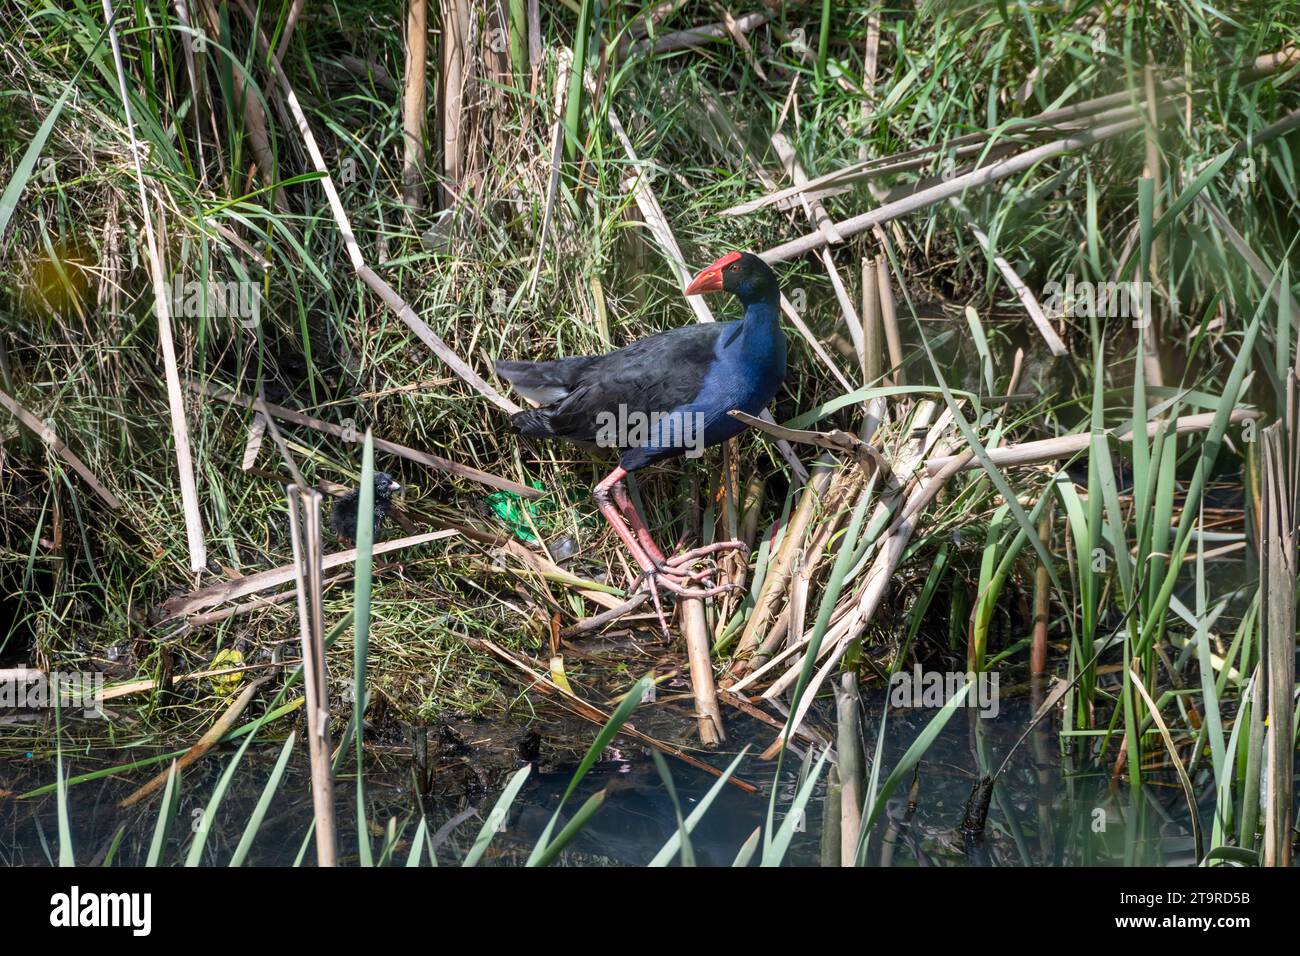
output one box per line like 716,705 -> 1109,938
330,472 -> 402,544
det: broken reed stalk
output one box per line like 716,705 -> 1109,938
752,467 -> 869,671
160,530 -> 457,621
738,398 -> 951,702
762,418 -> 955,753
102,0 -> 206,571
500,539 -> 626,612
737,45 -> 1299,227
728,410 -> 889,475
726,89 -> 1172,219
401,0 -> 428,211
820,766 -> 842,867
264,41 -> 518,414
681,599 -> 724,746
1030,500 -> 1053,676
835,672 -> 863,867
527,50 -> 570,297
286,485 -> 337,867
957,206 -> 1067,357
439,0 -> 470,207
117,675 -> 272,808
560,591 -> 650,637
876,255 -> 905,386
1259,417 -> 1296,868
630,10 -> 767,55
770,133 -> 866,380
862,257 -> 883,385
863,9 -> 880,93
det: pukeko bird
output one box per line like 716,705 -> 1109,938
329,471 -> 403,545
496,251 -> 786,632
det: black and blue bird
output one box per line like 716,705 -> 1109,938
495,251 -> 786,629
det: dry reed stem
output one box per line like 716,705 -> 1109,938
760,407 -> 953,752
287,486 -> 337,866
499,539 -> 626,612
761,118 -> 1144,262
726,457 -> 838,679
758,55 -> 1300,261
924,409 -> 1258,474
402,0 -> 429,211
771,133 -> 868,381
118,676 -> 271,808
836,672 -> 863,866
957,206 -> 1067,356
195,382 -> 538,496
102,0 -> 207,572
630,11 -> 767,55
527,50 -> 570,297
160,530 -> 456,621
560,591 -> 651,637
265,52 -> 519,413
681,599 -> 724,746
861,256 -> 884,384
876,255 -> 905,387
1260,413 -> 1296,867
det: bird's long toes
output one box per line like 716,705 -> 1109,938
664,540 -> 751,568
638,573 -> 672,637
656,576 -> 740,599
653,563 -> 716,586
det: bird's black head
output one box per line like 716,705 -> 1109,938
684,251 -> 780,307
373,472 -> 402,501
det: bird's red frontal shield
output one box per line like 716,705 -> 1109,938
685,251 -> 741,295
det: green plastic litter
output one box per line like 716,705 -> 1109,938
486,479 -> 593,544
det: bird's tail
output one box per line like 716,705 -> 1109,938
508,406 -> 559,438
494,357 -> 587,406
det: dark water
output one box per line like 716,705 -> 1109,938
1,672 -> 1207,867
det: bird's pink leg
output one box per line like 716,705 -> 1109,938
593,468 -> 672,633
594,468 -> 741,635
611,481 -> 670,564
609,476 -> 668,565
610,479 -> 750,575
593,468 -> 660,572
612,475 -> 730,588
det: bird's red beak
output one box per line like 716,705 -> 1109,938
685,251 -> 741,295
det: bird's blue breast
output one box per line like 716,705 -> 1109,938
692,301 -> 786,445
617,300 -> 786,470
